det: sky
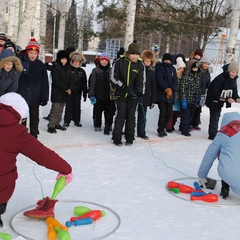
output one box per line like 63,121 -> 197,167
1,64 -> 240,240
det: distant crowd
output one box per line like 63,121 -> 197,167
0,33 -> 240,146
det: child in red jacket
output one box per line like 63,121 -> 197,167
0,93 -> 72,226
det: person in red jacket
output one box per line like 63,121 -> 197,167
0,92 -> 72,226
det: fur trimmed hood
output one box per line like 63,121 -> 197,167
0,56 -> 23,72
70,51 -> 86,67
141,50 -> 155,69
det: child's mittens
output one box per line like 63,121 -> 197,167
181,99 -> 187,109
56,173 -> 73,185
90,96 -> 97,105
137,93 -> 143,103
40,100 -> 48,106
123,86 -> 133,95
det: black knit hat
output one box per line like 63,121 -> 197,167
127,40 -> 140,54
162,53 -> 172,62
4,39 -> 16,51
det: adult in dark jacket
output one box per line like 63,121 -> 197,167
63,51 -> 87,127
137,49 -> 156,140
110,41 -> 145,146
89,53 -> 115,134
0,49 -> 23,96
190,56 -> 211,130
48,50 -> 74,133
0,93 -> 72,225
206,60 -> 240,140
17,38 -> 49,138
155,53 -> 178,137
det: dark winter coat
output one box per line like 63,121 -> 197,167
89,64 -> 111,101
155,62 -> 178,103
199,66 -> 211,95
0,55 -> 23,96
0,103 -> 72,205
17,55 -> 49,106
110,56 -> 145,98
143,66 -> 157,105
50,63 -> 74,103
180,71 -> 201,104
206,65 -> 239,111
70,65 -> 87,98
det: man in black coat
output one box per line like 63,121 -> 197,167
206,60 -> 240,140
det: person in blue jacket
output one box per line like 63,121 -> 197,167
198,111 -> 240,199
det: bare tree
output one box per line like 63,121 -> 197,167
7,0 -> 17,41
16,0 -> 38,48
124,0 -> 137,50
58,0 -> 67,50
77,0 -> 88,52
224,0 -> 240,64
39,0 -> 47,62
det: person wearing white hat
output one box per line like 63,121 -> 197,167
0,92 -> 72,225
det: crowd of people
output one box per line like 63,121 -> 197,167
1,33 -> 240,144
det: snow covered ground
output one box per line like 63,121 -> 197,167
2,64 -> 240,240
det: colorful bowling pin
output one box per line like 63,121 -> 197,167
0,232 -> 12,240
168,188 -> 180,194
167,181 -> 179,188
74,206 -> 91,216
47,224 -> 56,240
51,176 -> 66,200
54,226 -> 71,240
46,217 -> 68,231
70,210 -> 106,222
66,217 -> 93,227
190,194 -> 218,202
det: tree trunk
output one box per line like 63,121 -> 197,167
224,0 -> 240,64
16,0 -> 38,48
7,0 -> 17,41
124,0 -> 137,50
0,0 -> 7,33
39,0 -> 47,62
77,0 -> 88,52
58,0 -> 67,50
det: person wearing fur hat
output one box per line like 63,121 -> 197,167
47,50 -> 74,133
110,40 -> 145,146
0,33 -> 7,54
166,56 -> 186,132
137,49 -> 156,140
89,53 -> 116,134
0,49 -> 23,96
206,60 -> 240,140
17,37 -> 49,138
63,51 -> 87,127
155,53 -> 178,137
190,56 -> 211,131
0,92 -> 72,225
179,59 -> 201,136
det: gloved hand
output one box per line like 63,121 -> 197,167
90,96 -> 97,105
56,173 -> 73,185
165,88 -> 172,99
123,86 -> 133,95
149,103 -> 155,109
40,100 -> 48,106
181,99 -> 187,109
197,97 -> 201,106
199,178 -> 207,188
137,93 -> 143,103
83,96 -> 87,102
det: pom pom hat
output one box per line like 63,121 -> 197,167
26,37 -> 40,53
0,92 -> 29,119
127,40 -> 140,55
99,53 -> 110,62
174,57 -> 186,70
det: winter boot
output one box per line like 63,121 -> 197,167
23,197 -> 58,219
220,180 -> 230,200
104,125 -> 110,135
0,202 -> 7,227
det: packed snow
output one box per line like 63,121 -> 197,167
1,63 -> 240,240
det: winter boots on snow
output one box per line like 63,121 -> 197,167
220,180 -> 230,200
23,197 -> 58,219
